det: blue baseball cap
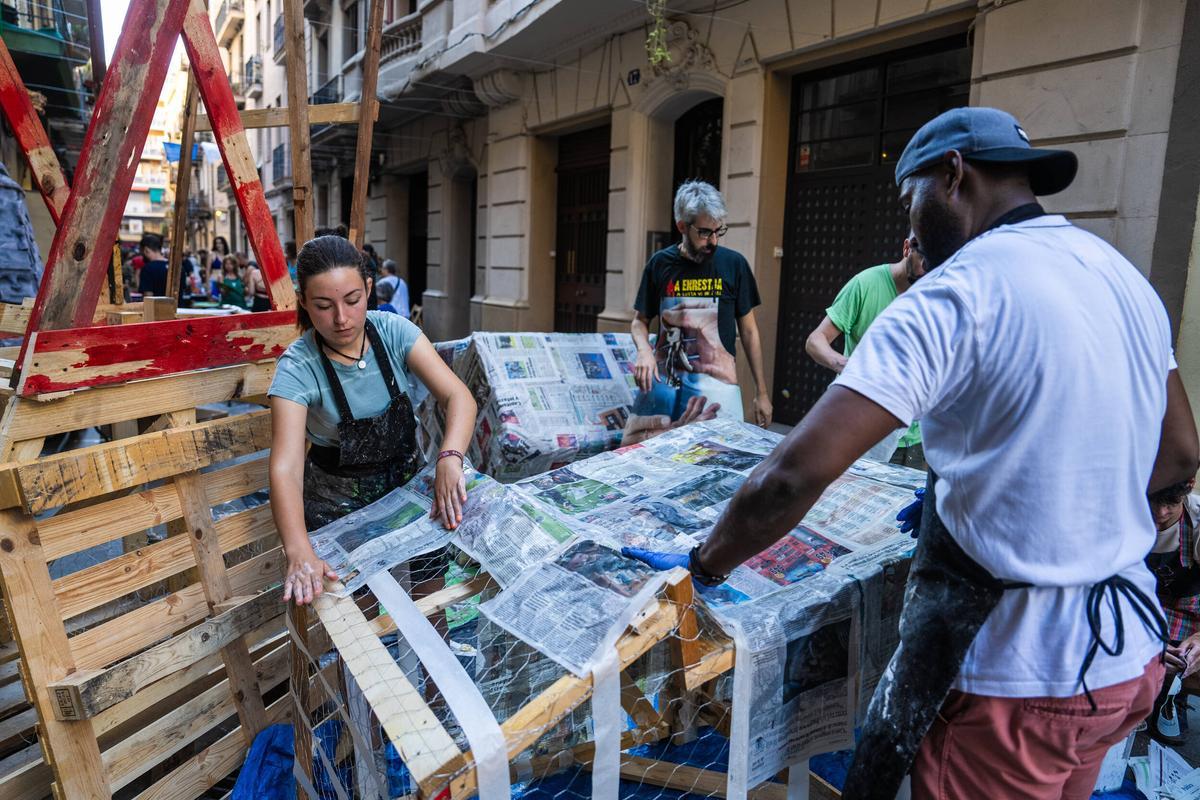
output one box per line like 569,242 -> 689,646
895,107 -> 1077,196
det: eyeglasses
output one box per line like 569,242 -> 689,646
690,224 -> 728,240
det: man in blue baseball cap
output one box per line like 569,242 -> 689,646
624,106 -> 1199,798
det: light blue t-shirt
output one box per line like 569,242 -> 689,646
268,311 -> 423,446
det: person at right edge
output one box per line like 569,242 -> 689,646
624,107 -> 1199,799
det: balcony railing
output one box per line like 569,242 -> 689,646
273,14 -> 285,58
380,13 -> 421,65
245,55 -> 263,98
215,0 -> 243,47
311,75 -> 341,105
272,143 -> 290,185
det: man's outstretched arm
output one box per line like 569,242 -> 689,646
697,385 -> 904,575
1149,369 -> 1200,495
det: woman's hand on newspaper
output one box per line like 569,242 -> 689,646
283,546 -> 339,605
431,455 -> 468,530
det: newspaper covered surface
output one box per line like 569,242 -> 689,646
314,417 -> 920,792
417,332 -> 639,481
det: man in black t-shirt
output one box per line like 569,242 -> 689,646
137,233 -> 168,297
631,180 -> 772,429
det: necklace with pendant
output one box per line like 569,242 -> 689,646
324,332 -> 367,369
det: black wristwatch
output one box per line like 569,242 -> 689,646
689,545 -> 728,587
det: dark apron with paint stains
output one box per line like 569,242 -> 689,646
302,318 -> 424,530
843,204 -> 1167,798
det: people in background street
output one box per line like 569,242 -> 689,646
378,259 -> 410,318
1146,477 -> 1200,743
631,180 -> 772,428
806,234 -> 927,467
211,235 -> 229,275
285,240 -> 298,288
625,107 -> 1199,799
137,233 -> 168,297
246,260 -> 270,312
267,235 -> 476,605
220,255 -> 245,308
376,280 -> 399,314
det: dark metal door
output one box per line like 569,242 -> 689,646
674,97 -> 723,190
555,125 -> 610,333
772,37 -> 971,425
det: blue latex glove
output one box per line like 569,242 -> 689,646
621,546 -> 689,572
896,488 -> 925,537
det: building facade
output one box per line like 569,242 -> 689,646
221,0 -> 1200,423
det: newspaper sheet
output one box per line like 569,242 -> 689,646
417,332 -> 639,481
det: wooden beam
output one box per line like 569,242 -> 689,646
142,296 -> 177,322
289,603 -> 314,797
683,635 -> 735,691
348,0 -> 385,248
3,409 -> 271,514
16,310 -> 295,396
47,590 -> 282,720
0,362 -> 272,449
194,102 -> 362,132
22,0 -> 191,334
167,78 -> 198,301
368,572 -> 495,638
0,37 -> 69,223
282,0 -> 314,244
614,756 -> 788,800
181,0 -> 295,311
312,584 -> 460,787
0,510 -> 108,795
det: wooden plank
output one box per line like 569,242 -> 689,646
281,0 -> 314,244
348,0 -> 385,248
106,310 -> 143,326
21,0 -> 191,334
0,360 -> 268,449
194,102 -> 362,132
0,510 -> 108,794
37,453 -> 269,561
615,756 -> 787,800
7,409 -> 271,514
47,589 -> 283,720
441,598 -> 682,799
0,303 -> 30,338
0,743 -> 51,800
312,584 -> 459,787
68,546 -> 283,670
175,471 -> 269,743
181,0 -> 295,312
17,311 -> 295,396
167,78 -> 198,301
369,572 -> 495,638
0,38 -> 68,223
289,603 -> 313,796
684,636 -> 735,691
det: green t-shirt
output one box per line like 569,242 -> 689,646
827,263 -> 921,448
267,311 -> 423,446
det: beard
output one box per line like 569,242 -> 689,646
681,237 -> 716,264
916,195 -> 968,269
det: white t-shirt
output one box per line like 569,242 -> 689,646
835,215 -> 1172,697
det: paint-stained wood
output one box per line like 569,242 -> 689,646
17,310 -> 296,396
0,37 -> 69,222
5,410 -> 271,513
194,102 -> 362,132
23,0 -> 191,335
181,0 -> 295,311
0,510 -> 108,795
312,584 -> 459,787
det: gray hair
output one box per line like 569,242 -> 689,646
673,180 -> 727,225
382,258 -> 398,275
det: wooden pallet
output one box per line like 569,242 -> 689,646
0,386 -> 291,799
295,570 -> 839,800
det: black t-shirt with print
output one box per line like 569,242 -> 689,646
634,244 -> 761,357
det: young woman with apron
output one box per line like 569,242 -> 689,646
268,235 -> 477,605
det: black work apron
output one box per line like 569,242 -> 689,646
301,318 -> 424,530
843,204 -> 1168,798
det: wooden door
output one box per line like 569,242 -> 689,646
554,126 -> 610,333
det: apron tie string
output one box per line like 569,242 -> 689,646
1079,574 -> 1168,712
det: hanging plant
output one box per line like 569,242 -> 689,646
646,0 -> 671,68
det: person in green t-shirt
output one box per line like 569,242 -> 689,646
805,233 -> 928,468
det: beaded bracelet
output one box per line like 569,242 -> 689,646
438,449 -> 465,464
